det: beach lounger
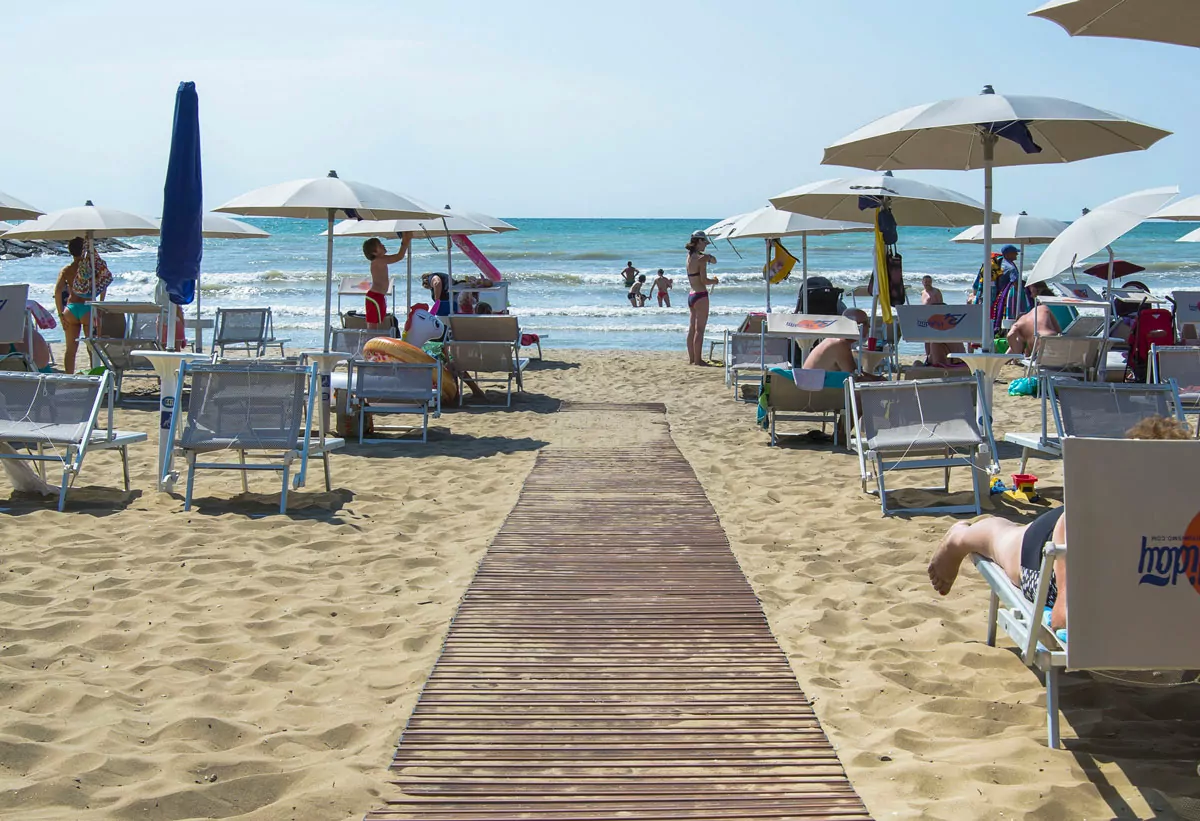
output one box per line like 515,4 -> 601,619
329,328 -> 395,358
167,361 -> 343,513
1150,345 -> 1200,436
1024,335 -> 1104,381
1060,314 -> 1106,338
0,371 -> 147,510
0,284 -> 35,372
445,340 -> 527,407
726,332 -> 791,400
971,437 -> 1200,747
448,315 -> 520,344
1005,379 -> 1185,473
1050,281 -> 1102,302
345,359 -> 441,443
213,307 -> 289,357
765,370 -> 847,446
846,374 -> 999,516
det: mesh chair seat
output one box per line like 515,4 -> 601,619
867,419 -> 983,452
1053,382 -> 1174,438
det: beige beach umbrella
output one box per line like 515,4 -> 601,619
215,171 -> 442,352
3,202 -> 161,336
770,172 -> 988,227
0,189 -> 44,221
0,221 -> 13,235
819,85 -> 1169,349
1030,0 -> 1200,48
1152,194 -> 1200,221
1176,227 -> 1200,242
443,208 -> 517,233
721,206 -> 871,311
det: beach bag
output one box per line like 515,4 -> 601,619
69,249 -> 114,297
1126,307 -> 1176,381
1008,376 -> 1038,397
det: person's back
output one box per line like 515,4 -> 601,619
621,262 -> 638,288
653,270 -> 672,307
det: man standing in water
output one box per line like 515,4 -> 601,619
685,231 -> 719,366
620,261 -> 640,289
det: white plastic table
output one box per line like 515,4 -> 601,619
131,350 -> 208,491
299,350 -> 351,436
955,352 -> 1020,411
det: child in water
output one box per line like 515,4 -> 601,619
652,269 -> 673,307
628,274 -> 648,307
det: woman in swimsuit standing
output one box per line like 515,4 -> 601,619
685,231 -> 719,366
53,237 -> 112,373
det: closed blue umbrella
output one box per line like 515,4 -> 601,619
156,81 -> 202,336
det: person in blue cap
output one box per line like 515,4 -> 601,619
999,245 -> 1021,290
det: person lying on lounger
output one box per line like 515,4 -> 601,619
804,309 -> 884,380
926,415 -> 1190,631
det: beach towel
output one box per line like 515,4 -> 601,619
451,234 -> 502,282
763,239 -> 798,285
25,300 -> 56,330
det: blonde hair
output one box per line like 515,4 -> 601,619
1125,415 -> 1191,440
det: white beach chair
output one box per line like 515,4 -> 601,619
329,328 -> 395,359
0,371 -> 147,510
1150,345 -> 1200,437
1050,281 -> 1103,302
726,332 -> 792,400
1005,378 -> 1184,473
1024,335 -> 1104,381
971,437 -> 1200,747
345,359 -> 441,443
846,374 -> 999,516
446,341 -> 527,407
0,284 -> 35,372
213,307 -> 289,357
167,361 -> 343,513
766,370 -> 847,447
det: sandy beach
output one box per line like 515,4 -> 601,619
1,350 -> 1197,821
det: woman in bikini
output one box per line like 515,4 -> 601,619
685,231 -> 719,366
53,237 -> 113,373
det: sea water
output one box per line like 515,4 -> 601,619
4,218 -> 1198,351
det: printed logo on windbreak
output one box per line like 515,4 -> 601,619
917,313 -> 967,332
1138,512 -> 1200,594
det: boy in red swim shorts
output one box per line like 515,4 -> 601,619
362,234 -> 413,330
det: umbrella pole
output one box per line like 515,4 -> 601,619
194,274 -> 203,352
443,217 -> 452,313
406,246 -> 413,319
981,136 -> 996,352
323,210 -> 334,353
764,239 -> 771,312
802,234 -> 809,314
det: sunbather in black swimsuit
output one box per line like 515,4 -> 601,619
1019,507 -> 1065,607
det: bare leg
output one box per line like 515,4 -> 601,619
691,296 -> 711,365
686,303 -> 700,365
62,314 -> 83,373
928,517 -> 1026,595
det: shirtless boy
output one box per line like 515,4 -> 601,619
362,234 -> 412,330
1006,284 -> 1060,354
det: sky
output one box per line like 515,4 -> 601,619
1,0 -> 1196,220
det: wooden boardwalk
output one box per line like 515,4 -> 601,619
366,404 -> 872,821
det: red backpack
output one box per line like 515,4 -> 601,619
1126,307 -> 1176,381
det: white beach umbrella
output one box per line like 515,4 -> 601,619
1030,0 -> 1200,48
0,221 -> 13,236
821,85 -> 1169,349
769,172 -> 987,227
704,213 -> 751,241
722,207 -> 871,312
1152,194 -> 1200,221
1027,186 -> 1178,289
443,208 -> 518,233
0,189 -> 44,221
215,171 -> 441,351
327,214 -> 497,312
3,202 -> 161,336
1176,227 -> 1200,242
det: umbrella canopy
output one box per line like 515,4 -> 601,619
326,214 -> 496,238
770,172 -> 987,227
0,202 -> 160,240
719,206 -> 871,240
0,189 -> 43,221
0,221 -> 13,235
951,212 -> 1070,244
215,171 -> 442,351
1082,259 -> 1145,279
156,81 -> 203,308
704,213 -> 751,241
442,208 -> 518,233
1027,186 -> 1179,284
1177,227 -> 1200,242
215,172 -> 440,221
1152,194 -> 1200,221
199,213 -> 269,238
1030,0 -> 1200,48
822,84 -> 1169,349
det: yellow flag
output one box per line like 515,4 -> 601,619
874,211 -> 893,324
763,239 -> 798,285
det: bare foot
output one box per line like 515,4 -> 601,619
928,522 -> 972,595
